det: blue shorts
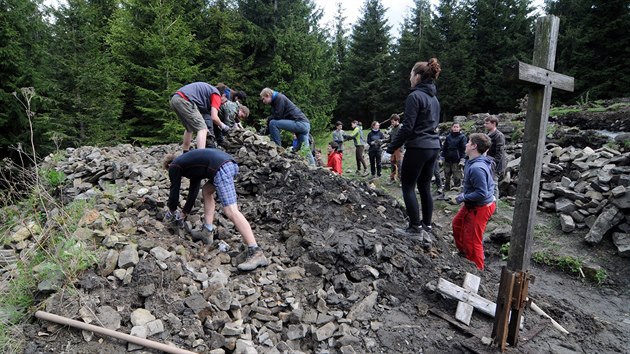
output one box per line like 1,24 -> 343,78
213,161 -> 239,206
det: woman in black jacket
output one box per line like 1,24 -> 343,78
387,58 -> 442,247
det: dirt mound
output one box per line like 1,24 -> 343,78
9,129 -> 630,353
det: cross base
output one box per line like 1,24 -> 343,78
491,266 -> 534,352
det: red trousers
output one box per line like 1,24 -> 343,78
452,202 -> 496,270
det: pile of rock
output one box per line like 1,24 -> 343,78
16,129 -> 475,353
505,144 -> 630,256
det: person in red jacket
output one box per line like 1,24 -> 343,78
327,141 -> 343,175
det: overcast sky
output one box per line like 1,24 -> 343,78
313,0 -> 546,38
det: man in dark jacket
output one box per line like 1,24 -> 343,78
260,88 -> 315,165
164,149 -> 268,271
451,133 -> 496,270
440,122 -> 467,190
484,116 -> 507,198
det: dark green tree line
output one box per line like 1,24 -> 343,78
1,0 -> 629,160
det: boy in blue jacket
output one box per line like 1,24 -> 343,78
451,133 -> 496,270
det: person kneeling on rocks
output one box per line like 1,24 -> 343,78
163,149 -> 269,271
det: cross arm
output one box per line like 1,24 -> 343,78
504,60 -> 574,92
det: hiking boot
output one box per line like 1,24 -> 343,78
394,225 -> 423,239
237,247 -> 269,271
189,227 -> 214,245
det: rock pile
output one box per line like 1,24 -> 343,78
18,129 -> 479,353
505,144 -> 630,256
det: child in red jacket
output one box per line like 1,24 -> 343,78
327,141 -> 343,175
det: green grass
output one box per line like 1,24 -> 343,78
0,191 -> 99,351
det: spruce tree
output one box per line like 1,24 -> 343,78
47,0 -> 124,147
468,0 -> 534,113
548,0 -> 630,102
108,0 -> 200,144
338,0 -> 394,124
432,0 -> 476,118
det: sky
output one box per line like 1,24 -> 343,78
313,0 -> 546,38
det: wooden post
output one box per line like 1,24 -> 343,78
493,15 -> 574,350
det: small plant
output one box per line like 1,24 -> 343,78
41,168 -> 65,188
576,91 -> 591,107
594,268 -> 608,285
500,242 -> 510,261
556,255 -> 583,275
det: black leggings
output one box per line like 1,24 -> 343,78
400,148 -> 440,227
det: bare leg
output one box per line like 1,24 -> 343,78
202,183 -> 216,225
223,204 -> 256,246
183,131 -> 193,151
196,128 -> 208,149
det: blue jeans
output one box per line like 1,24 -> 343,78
269,119 -> 314,165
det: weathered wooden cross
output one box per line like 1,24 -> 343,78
493,15 -> 574,351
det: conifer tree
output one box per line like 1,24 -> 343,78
47,0 -> 124,147
468,0 -> 534,113
338,0 -> 394,123
0,0 -> 52,157
432,0 -> 476,118
547,0 -> 630,102
108,0 -> 200,144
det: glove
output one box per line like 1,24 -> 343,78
455,193 -> 465,204
459,159 -> 465,167
221,124 -> 231,133
386,146 -> 394,154
438,158 -> 444,167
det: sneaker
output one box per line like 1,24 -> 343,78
394,225 -> 423,239
190,227 -> 214,245
237,247 -> 269,271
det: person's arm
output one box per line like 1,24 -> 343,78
332,154 -> 342,174
388,95 -> 418,152
494,134 -> 506,172
182,178 -> 202,214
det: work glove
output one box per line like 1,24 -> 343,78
386,145 -> 394,154
221,124 -> 231,133
165,210 -> 185,228
459,159 -> 466,167
438,158 -> 444,167
455,193 -> 465,204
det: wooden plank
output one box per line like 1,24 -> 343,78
428,309 -> 482,338
455,273 -> 481,325
437,278 -> 496,317
492,267 -> 515,352
504,61 -> 574,92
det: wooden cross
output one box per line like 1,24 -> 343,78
436,274 -> 496,325
493,15 -> 574,350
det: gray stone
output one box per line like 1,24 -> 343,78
221,320 -> 245,336
340,345 -> 357,354
209,286 -> 233,311
99,249 -> 118,277
279,267 -> 305,280
347,291 -> 378,321
145,319 -> 164,336
97,306 -> 121,330
555,197 -> 576,214
287,324 -> 308,340
184,293 -> 209,313
314,322 -> 337,341
117,244 -> 139,268
584,206 -> 625,244
138,283 -> 155,297
234,339 -> 257,354
612,191 -> 630,209
611,185 -> 627,198
130,308 -> 155,326
559,214 -> 575,233
612,233 -> 630,257
149,246 -> 171,261
560,176 -> 572,187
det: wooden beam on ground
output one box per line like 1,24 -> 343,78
455,273 -> 481,325
437,278 -> 496,318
